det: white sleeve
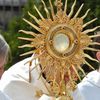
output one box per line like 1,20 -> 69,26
72,88 -> 85,100
0,58 -> 50,100
0,60 -> 36,100
39,94 -> 61,100
39,89 -> 85,100
0,91 -> 12,100
39,94 -> 54,100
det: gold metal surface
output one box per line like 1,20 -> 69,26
19,0 -> 100,99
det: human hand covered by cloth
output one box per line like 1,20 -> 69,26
39,94 -> 67,100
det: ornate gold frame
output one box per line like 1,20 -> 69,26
18,0 -> 100,99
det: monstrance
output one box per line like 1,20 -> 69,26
18,0 -> 100,99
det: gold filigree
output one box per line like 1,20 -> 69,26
19,0 -> 100,99
35,90 -> 43,98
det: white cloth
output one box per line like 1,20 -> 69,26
73,70 -> 100,100
0,57 -> 50,100
0,90 -> 11,100
39,94 -> 63,100
39,94 -> 52,100
39,94 -> 55,100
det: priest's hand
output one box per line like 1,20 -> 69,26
39,94 -> 58,100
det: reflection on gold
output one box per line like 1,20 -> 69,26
18,0 -> 100,99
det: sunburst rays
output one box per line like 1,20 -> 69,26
18,0 -> 100,99
83,26 -> 100,34
74,3 -> 84,18
41,0 -> 50,19
68,0 -> 76,18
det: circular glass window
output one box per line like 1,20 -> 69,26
53,33 -> 70,53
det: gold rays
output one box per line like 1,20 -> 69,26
84,60 -> 95,70
77,65 -> 86,76
41,0 -> 50,19
20,51 -> 35,56
84,47 -> 100,51
28,12 -> 40,24
64,0 -> 68,14
84,53 -> 99,63
19,30 -> 38,37
68,0 -> 76,18
19,0 -> 100,99
18,37 -> 34,42
89,42 -> 100,46
83,18 -> 98,28
49,0 -> 55,19
89,34 -> 100,38
74,3 -> 84,18
71,65 -> 81,81
81,9 -> 91,19
82,26 -> 100,34
23,18 -> 45,34
34,5 -> 44,20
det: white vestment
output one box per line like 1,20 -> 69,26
0,90 -> 11,100
73,70 -> 100,100
1,57 -> 92,100
0,57 -> 50,100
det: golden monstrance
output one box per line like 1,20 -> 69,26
18,0 -> 100,99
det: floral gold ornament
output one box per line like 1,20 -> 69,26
18,0 -> 100,99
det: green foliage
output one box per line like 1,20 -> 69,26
2,0 -> 39,69
2,0 -> 100,69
